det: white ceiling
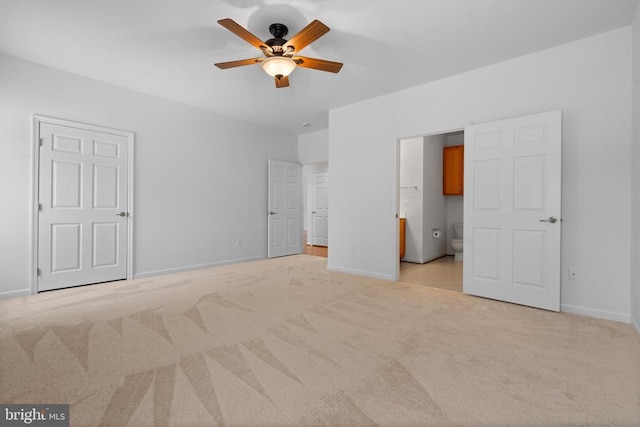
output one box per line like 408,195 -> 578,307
0,0 -> 637,135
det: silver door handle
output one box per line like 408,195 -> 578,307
539,216 -> 557,223
269,211 -> 276,215
116,212 -> 128,217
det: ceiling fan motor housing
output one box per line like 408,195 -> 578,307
266,23 -> 289,52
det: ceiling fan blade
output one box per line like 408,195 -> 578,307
214,58 -> 262,69
217,18 -> 271,53
293,56 -> 343,73
283,20 -> 329,53
275,76 -> 290,88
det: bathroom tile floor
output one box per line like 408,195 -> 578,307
399,255 -> 463,292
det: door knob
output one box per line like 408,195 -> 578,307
539,216 -> 557,223
312,211 -> 316,214
269,211 -> 276,215
116,212 -> 128,217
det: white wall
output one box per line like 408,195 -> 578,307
329,27 -> 632,322
0,53 -> 297,297
400,135 -> 448,263
399,137 -> 424,262
631,5 -> 640,333
422,135 -> 447,261
298,129 -> 328,165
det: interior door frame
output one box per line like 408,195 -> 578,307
393,124 -> 465,281
30,115 -> 135,294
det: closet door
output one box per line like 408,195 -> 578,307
38,120 -> 131,291
268,159 -> 302,258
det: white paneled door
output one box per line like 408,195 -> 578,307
37,120 -> 131,291
268,160 -> 302,258
463,110 -> 562,311
312,171 -> 329,247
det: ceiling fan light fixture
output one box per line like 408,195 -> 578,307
214,19 -> 342,88
261,56 -> 296,79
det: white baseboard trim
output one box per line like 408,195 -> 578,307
631,314 -> 640,335
561,304 -> 630,324
327,264 -> 393,281
134,255 -> 266,279
0,288 -> 33,299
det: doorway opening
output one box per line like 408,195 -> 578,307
397,130 -> 464,292
393,110 -> 561,311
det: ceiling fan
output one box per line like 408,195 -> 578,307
214,18 -> 343,88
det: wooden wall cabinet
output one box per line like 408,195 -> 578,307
443,145 -> 464,195
399,218 -> 406,259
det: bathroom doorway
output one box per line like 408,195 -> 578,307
398,130 -> 464,292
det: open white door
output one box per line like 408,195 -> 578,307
37,120 -> 131,291
268,160 -> 302,258
312,170 -> 329,246
463,110 -> 561,311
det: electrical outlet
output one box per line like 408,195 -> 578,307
351,246 -> 356,254
568,268 -> 579,281
335,243 -> 340,253
236,239 -> 242,247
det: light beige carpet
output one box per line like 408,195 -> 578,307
1,255 -> 639,426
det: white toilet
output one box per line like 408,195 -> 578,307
451,223 -> 464,262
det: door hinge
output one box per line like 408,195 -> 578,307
38,203 -> 42,211
39,138 -> 44,147
37,268 -> 41,277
